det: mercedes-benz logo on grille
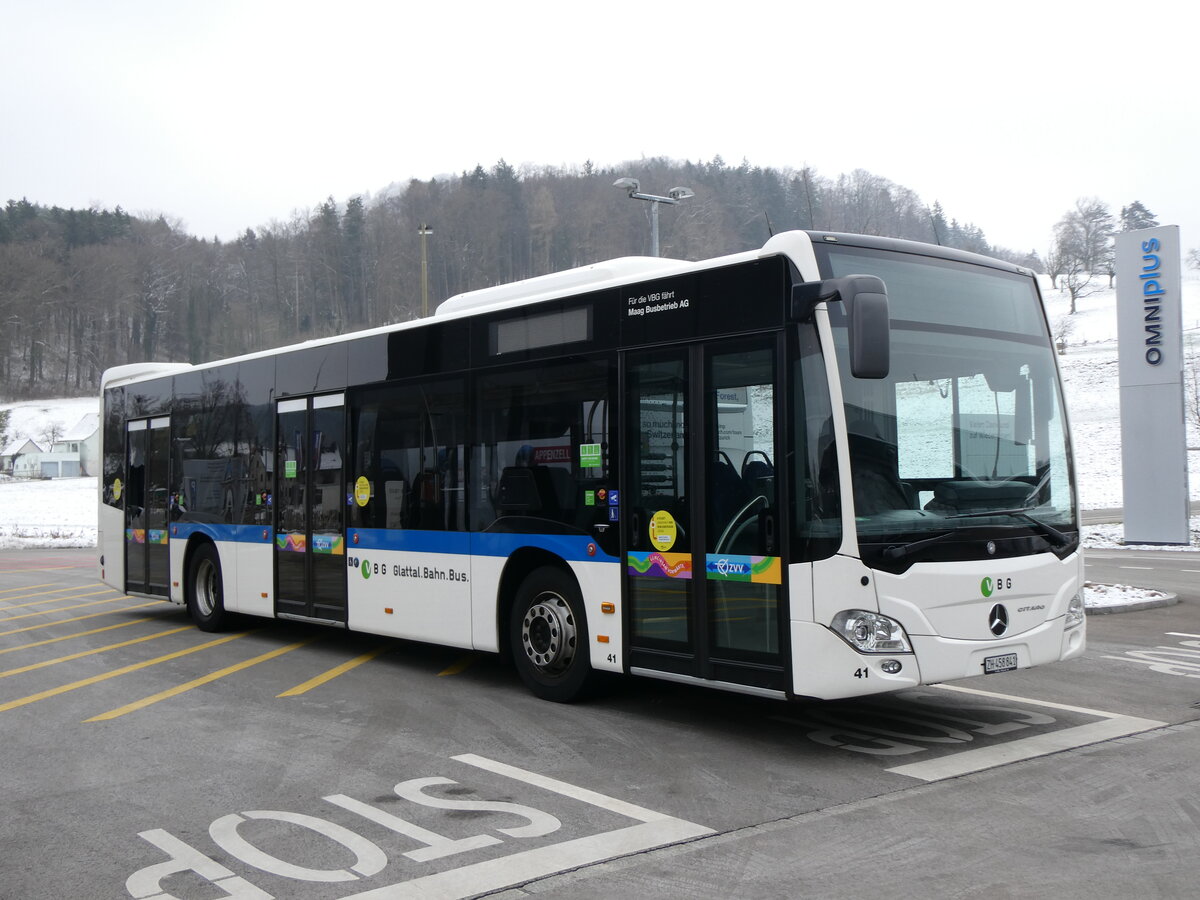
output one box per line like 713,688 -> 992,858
989,604 -> 1009,636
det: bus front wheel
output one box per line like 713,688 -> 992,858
510,566 -> 593,702
186,543 -> 228,632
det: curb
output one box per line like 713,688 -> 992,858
1085,592 -> 1179,616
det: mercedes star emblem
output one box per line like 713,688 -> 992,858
989,603 -> 1009,636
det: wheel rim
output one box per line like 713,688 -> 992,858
520,591 -> 577,676
195,558 -> 217,617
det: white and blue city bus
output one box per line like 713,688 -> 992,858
99,230 -> 1085,703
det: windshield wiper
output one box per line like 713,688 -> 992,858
947,506 -> 1073,550
881,531 -> 956,561
881,508 -> 1073,562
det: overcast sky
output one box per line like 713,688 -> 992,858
3,0 -> 1196,256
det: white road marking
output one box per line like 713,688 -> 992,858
884,683 -> 1165,782
341,754 -> 714,900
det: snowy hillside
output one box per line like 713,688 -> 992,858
2,268 -> 1199,549
1,396 -> 99,451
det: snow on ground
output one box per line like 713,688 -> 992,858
1083,580 -> 1172,612
0,476 -> 98,549
2,268 -> 1199,612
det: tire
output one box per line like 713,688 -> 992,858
186,542 -> 229,632
509,566 -> 594,702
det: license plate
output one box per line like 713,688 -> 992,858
984,652 -> 1018,674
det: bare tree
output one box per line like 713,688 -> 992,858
1051,314 -> 1075,355
1044,242 -> 1065,290
40,419 -> 64,447
1053,198 -> 1113,313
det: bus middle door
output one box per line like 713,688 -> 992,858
275,394 -> 348,624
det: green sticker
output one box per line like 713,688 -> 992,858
585,490 -> 595,506
580,443 -> 602,468
285,459 -> 297,479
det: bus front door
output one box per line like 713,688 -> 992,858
275,394 -> 348,624
124,417 -> 170,597
624,337 -> 787,694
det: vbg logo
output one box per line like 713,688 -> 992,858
981,576 -> 1013,598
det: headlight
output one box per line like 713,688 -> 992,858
1065,592 -> 1085,629
831,609 -> 912,653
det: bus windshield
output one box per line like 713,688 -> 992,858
820,245 -> 1077,571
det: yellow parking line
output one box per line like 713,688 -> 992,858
277,645 -> 389,697
0,596 -> 139,623
438,654 -> 477,677
0,631 -> 250,714
1,587 -> 119,610
0,565 -> 85,573
0,618 -> 155,656
0,626 -> 194,679
0,583 -> 58,596
88,638 -> 314,721
0,601 -> 163,637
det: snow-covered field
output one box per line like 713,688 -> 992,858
1049,271 -> 1200,510
2,396 -> 100,549
2,269 -> 1198,611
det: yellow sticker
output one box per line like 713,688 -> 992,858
112,478 -> 123,501
649,510 -> 678,551
354,476 -> 372,507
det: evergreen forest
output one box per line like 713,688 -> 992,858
0,157 -> 1027,400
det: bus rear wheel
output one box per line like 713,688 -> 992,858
186,543 -> 228,632
510,566 -> 593,702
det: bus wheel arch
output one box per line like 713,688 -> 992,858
185,538 -> 229,632
502,554 -> 594,702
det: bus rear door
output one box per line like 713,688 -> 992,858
124,417 -> 171,597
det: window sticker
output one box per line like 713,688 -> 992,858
649,510 -> 677,551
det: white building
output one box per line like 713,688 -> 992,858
41,413 -> 100,478
1,438 -> 45,478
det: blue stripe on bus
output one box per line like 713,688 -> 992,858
169,522 -> 271,544
353,528 -> 617,563
169,523 -> 618,565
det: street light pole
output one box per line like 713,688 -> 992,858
612,178 -> 694,257
417,224 -> 433,317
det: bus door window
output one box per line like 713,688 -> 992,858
625,352 -> 691,647
312,402 -> 344,537
124,417 -> 170,597
706,344 -> 780,658
275,398 -> 310,613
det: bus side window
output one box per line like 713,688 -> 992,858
475,358 -> 613,538
351,380 -> 465,532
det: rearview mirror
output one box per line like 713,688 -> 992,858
791,274 -> 890,379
